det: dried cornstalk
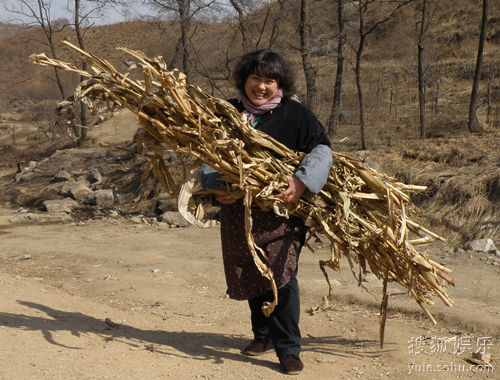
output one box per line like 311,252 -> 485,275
31,42 -> 454,345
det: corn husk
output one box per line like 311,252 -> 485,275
31,41 -> 454,346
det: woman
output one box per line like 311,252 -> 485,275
199,50 -> 332,375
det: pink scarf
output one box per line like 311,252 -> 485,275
237,89 -> 284,126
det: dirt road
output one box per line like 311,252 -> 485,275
0,205 -> 498,379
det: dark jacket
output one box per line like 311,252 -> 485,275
228,97 -> 330,154
201,97 -> 332,300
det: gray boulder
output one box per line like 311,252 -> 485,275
70,182 -> 93,202
86,189 -> 114,207
15,169 -> 38,183
466,238 -> 497,253
53,169 -> 72,182
9,212 -> 71,224
43,199 -> 79,214
87,167 -> 103,184
160,211 -> 191,227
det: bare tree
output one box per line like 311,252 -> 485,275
326,0 -> 345,137
74,0 -> 89,143
226,0 -> 282,52
147,0 -> 215,79
416,0 -> 438,138
299,0 -> 318,113
468,0 -> 488,132
71,0 -> 116,143
7,0 -> 68,99
268,0 -> 286,49
353,0 -> 412,150
228,0 -> 251,51
416,0 -> 427,138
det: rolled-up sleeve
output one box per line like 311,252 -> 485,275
294,144 -> 332,194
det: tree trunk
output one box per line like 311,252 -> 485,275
178,0 -> 191,78
487,82 -> 491,123
468,0 -> 488,132
417,0 -> 427,138
434,80 -> 440,115
299,0 -> 318,114
327,0 -> 345,137
353,0 -> 412,149
229,0 -> 250,52
268,0 -> 286,49
35,0 -> 65,99
389,85 -> 394,116
355,4 -> 367,150
74,0 -> 87,144
51,54 -> 66,99
356,37 -> 366,150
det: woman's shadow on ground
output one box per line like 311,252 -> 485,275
0,301 -> 383,370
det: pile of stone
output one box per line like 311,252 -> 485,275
10,150 -> 194,229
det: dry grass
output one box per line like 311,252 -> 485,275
380,134 -> 500,247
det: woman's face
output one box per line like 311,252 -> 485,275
244,73 -> 279,106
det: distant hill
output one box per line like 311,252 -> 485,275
0,0 -> 498,141
0,22 -> 29,39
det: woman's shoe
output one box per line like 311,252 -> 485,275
243,338 -> 274,356
279,354 -> 304,375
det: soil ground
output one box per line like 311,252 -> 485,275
0,210 -> 498,379
0,110 -> 498,379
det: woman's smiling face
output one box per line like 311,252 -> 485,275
244,73 -> 280,106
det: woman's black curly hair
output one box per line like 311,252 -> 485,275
232,50 -> 296,99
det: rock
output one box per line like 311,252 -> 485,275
97,150 -> 109,160
28,161 -> 37,168
115,193 -> 127,205
160,211 -> 191,227
53,170 -> 72,182
453,247 -> 466,254
43,199 -> 79,214
466,238 -> 497,253
9,212 -> 71,224
15,254 -> 31,260
156,222 -> 169,229
59,181 -> 74,197
471,352 -> 491,363
70,182 -> 93,202
59,161 -> 73,171
15,169 -> 36,183
362,157 -> 381,171
86,189 -> 114,207
130,217 -> 143,224
157,193 -> 177,212
87,167 -> 103,184
76,176 -> 91,188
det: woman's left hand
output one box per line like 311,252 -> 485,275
277,175 -> 306,204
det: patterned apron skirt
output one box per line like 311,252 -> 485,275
219,200 -> 307,300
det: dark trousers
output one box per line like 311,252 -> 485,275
248,269 -> 301,357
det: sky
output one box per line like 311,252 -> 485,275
0,0 -> 156,25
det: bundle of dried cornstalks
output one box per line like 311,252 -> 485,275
31,41 -> 454,346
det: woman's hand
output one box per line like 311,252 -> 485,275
277,175 -> 306,204
215,195 -> 237,205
